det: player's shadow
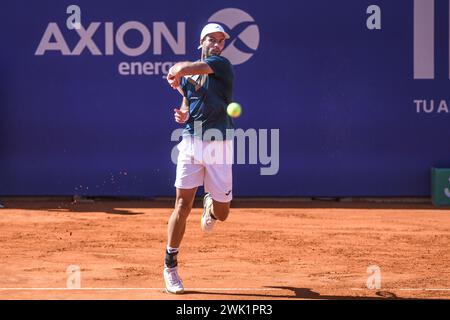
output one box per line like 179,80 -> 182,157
185,286 -> 416,300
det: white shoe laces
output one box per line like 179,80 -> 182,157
167,268 -> 182,287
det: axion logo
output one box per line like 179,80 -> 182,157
208,8 -> 260,65
35,21 -> 185,56
34,19 -> 185,76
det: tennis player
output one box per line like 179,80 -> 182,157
163,23 -> 235,294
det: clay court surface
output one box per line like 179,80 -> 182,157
0,198 -> 449,300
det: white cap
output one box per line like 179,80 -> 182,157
197,23 -> 230,49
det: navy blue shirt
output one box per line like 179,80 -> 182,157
181,55 -> 234,141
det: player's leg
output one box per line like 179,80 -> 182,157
164,136 -> 204,294
209,198 -> 230,221
201,192 -> 231,233
167,187 -> 198,248
164,187 -> 198,294
169,135 -> 204,246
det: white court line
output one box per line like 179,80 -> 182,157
351,288 -> 450,291
2,287 -> 449,292
0,287 -> 284,292
399,288 -> 450,291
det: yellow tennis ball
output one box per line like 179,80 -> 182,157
227,102 -> 242,118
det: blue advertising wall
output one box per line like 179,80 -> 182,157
1,0 -> 449,197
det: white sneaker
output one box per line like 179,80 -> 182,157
163,267 -> 184,294
201,193 -> 216,233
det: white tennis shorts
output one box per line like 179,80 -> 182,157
174,136 -> 233,203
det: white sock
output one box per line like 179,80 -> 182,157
166,246 -> 179,254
